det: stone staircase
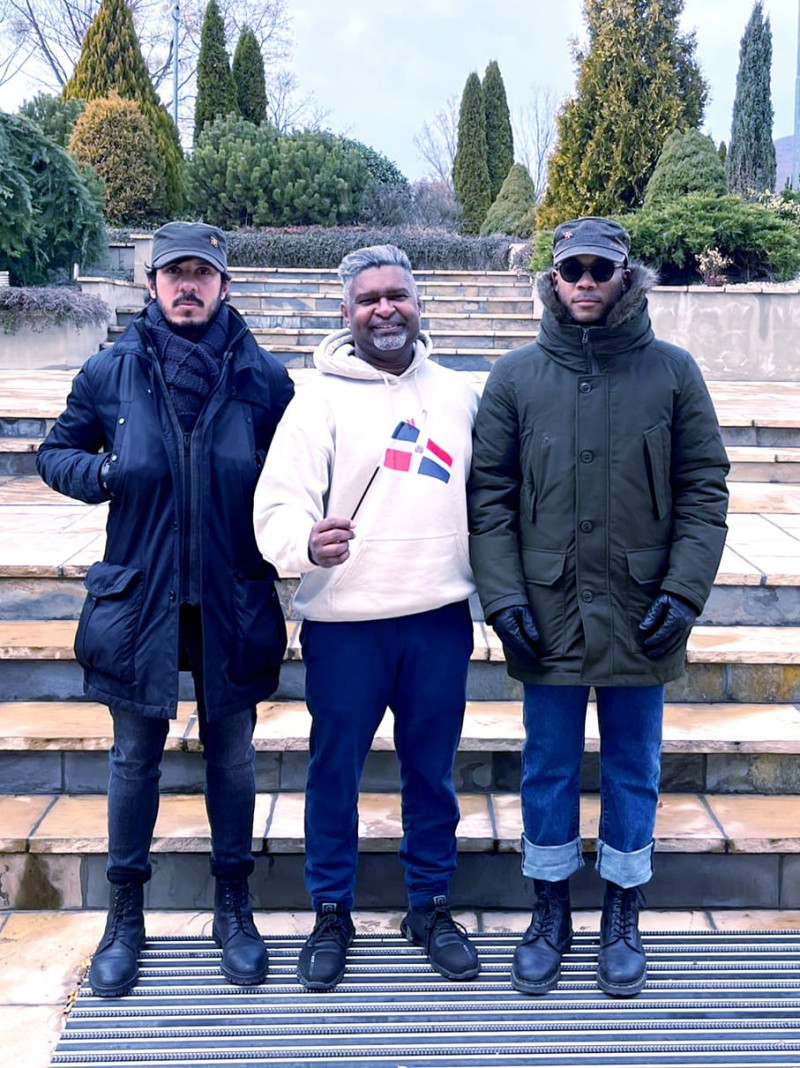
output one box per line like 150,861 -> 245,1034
1,267 -> 800,915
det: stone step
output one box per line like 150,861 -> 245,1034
2,700 -> 799,797
226,268 -> 531,286
0,620 -> 799,704
0,495 -> 798,625
726,445 -> 800,482
230,278 -> 533,299
229,294 -> 538,316
2,790 -> 798,909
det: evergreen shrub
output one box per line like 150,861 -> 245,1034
480,164 -> 537,236
644,129 -> 727,208
69,94 -> 169,225
18,94 -> 85,147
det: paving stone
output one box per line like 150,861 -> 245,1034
0,853 -> 82,909
706,753 -> 800,793
706,794 -> 800,851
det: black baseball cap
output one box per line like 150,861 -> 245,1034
552,216 -> 630,265
149,221 -> 228,273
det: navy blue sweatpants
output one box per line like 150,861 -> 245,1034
300,600 -> 473,911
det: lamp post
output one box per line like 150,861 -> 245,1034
172,1 -> 179,128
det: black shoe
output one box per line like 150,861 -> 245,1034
597,882 -> 647,997
297,903 -> 355,991
88,883 -> 146,998
511,879 -> 572,994
400,895 -> 480,980
212,878 -> 268,985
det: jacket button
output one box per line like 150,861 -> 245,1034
579,381 -> 592,393
580,450 -> 594,463
118,417 -> 125,425
581,590 -> 594,602
169,591 -> 176,603
580,519 -> 594,533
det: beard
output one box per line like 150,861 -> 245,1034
372,327 -> 409,351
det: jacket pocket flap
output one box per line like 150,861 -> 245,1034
85,561 -> 143,598
522,548 -> 567,586
626,545 -> 670,585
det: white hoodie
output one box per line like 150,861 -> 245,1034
253,328 -> 479,622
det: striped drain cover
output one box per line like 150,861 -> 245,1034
52,932 -> 800,1066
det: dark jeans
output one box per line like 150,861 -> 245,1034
300,600 -> 473,911
106,606 -> 257,885
520,683 -> 664,888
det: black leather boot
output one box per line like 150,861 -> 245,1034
212,877 -> 268,985
597,881 -> 647,996
88,882 -> 145,997
511,878 -> 572,994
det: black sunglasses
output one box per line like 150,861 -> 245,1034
556,257 -> 625,284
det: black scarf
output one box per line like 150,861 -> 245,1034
145,301 -> 231,431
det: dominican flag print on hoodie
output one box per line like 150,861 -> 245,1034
384,420 -> 453,483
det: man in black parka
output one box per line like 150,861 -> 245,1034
37,222 -> 293,996
468,217 -> 729,998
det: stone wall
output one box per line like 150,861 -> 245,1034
648,284 -> 800,381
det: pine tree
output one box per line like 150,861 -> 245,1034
452,71 -> 491,235
644,129 -> 727,209
195,0 -> 239,142
62,0 -> 182,214
232,26 -> 268,126
719,141 -> 727,169
538,0 -> 707,225
482,60 -> 514,202
480,163 -> 537,236
726,1 -> 776,195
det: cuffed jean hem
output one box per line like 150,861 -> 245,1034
520,834 -> 585,881
596,837 -> 654,888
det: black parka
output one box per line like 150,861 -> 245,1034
37,305 -> 294,718
468,268 -> 729,686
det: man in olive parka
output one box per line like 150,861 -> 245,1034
468,217 -> 729,998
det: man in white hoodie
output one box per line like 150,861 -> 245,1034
254,244 -> 480,991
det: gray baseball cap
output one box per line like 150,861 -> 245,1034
150,221 -> 228,273
552,216 -> 631,265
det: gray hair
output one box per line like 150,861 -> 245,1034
338,244 -> 416,302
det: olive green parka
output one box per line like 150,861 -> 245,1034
468,266 -> 729,686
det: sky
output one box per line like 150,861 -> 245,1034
3,0 -> 799,181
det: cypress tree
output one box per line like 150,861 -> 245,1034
62,0 -> 182,214
482,60 -> 514,202
232,26 -> 268,126
452,71 -> 491,235
194,0 -> 239,142
726,1 -> 776,195
538,0 -> 707,225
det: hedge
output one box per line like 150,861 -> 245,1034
226,227 -> 512,270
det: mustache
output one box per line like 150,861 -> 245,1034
172,294 -> 203,307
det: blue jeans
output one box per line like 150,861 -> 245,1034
106,607 -> 257,885
520,683 -> 664,889
300,601 -> 473,912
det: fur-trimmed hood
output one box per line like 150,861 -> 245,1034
536,262 -> 659,328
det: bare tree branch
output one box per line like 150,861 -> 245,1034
512,84 -> 559,202
413,94 -> 458,188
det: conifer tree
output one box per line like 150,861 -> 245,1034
452,71 -> 491,234
726,1 -> 776,195
480,163 -> 537,236
482,60 -> 514,202
194,0 -> 239,142
62,0 -> 182,214
538,0 -> 707,225
643,129 -> 727,209
232,26 -> 268,126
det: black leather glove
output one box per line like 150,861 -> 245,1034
489,604 -> 540,667
638,592 -> 698,660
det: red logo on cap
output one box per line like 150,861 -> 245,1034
563,230 -> 573,240
210,236 -> 219,247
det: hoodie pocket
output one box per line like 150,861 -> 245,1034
75,561 -> 144,683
